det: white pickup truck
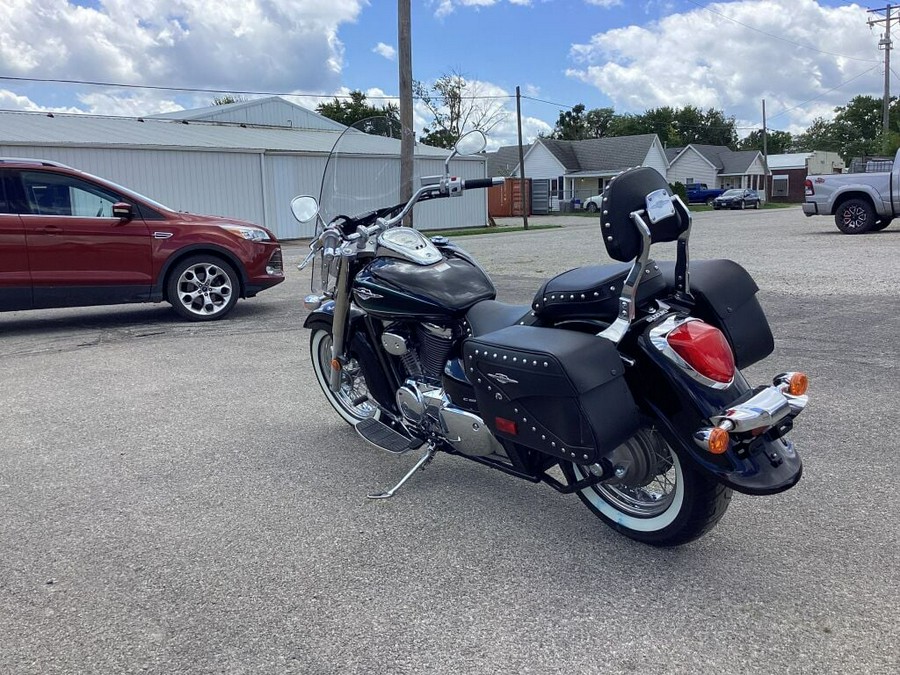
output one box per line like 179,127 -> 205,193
802,150 -> 898,234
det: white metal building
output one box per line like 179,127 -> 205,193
0,98 -> 489,239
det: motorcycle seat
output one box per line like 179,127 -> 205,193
531,261 -> 665,323
465,300 -> 533,337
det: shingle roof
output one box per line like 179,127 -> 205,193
535,134 -> 659,173
688,144 -> 761,174
486,144 -> 529,176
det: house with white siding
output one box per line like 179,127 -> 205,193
667,144 -> 769,195
491,135 -> 668,210
0,97 -> 489,239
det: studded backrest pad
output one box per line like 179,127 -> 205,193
603,167 -> 686,262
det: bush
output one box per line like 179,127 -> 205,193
670,181 -> 687,202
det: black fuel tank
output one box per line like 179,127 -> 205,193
354,254 -> 496,320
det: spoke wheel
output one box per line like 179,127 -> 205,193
309,328 -> 379,425
562,426 -> 732,546
167,255 -> 239,321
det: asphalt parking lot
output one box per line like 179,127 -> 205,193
1,205 -> 898,674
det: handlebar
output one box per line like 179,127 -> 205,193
462,177 -> 505,190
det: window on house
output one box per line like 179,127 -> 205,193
772,175 -> 789,197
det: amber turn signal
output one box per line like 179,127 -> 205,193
331,358 -> 342,372
787,372 -> 808,397
707,427 -> 730,454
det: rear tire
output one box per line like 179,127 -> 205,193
586,202 -> 598,213
836,198 -> 875,234
309,327 -> 380,426
562,427 -> 731,547
873,217 -> 893,231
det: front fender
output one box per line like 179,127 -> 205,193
304,301 -> 398,413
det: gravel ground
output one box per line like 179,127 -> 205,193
0,205 -> 898,674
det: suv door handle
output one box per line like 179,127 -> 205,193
38,224 -> 63,234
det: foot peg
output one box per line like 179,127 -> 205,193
367,445 -> 436,500
356,417 -> 422,454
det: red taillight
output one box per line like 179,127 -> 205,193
495,417 -> 518,435
667,321 -> 735,384
805,179 -> 814,196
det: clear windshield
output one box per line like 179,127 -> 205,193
318,116 -> 405,228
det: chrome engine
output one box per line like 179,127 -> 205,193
382,322 -> 503,458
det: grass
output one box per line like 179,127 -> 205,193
424,224 -> 561,237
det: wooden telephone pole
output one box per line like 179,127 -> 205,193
868,5 -> 894,152
399,0 -> 414,225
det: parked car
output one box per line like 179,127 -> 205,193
0,158 -> 284,321
685,183 -> 726,205
583,194 -> 603,212
713,189 -> 761,210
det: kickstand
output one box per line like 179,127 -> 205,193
367,445 -> 436,500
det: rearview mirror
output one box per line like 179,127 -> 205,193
112,202 -> 133,220
454,129 -> 487,156
290,196 -> 319,223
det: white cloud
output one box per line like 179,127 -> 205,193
584,0 -> 622,7
0,1 -> 366,96
567,0 -> 882,132
0,89 -> 83,113
433,0 -> 531,19
373,42 -> 397,60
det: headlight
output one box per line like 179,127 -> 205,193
222,225 -> 271,242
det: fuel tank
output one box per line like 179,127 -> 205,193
353,252 -> 496,320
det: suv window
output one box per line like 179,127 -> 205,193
20,170 -> 122,217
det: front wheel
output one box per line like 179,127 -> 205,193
585,202 -> 598,213
167,255 -> 239,321
309,327 -> 380,426
562,427 -> 731,546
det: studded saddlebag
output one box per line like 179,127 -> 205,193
462,325 -> 640,464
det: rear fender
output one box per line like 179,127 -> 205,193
304,301 -> 398,412
632,327 -> 802,496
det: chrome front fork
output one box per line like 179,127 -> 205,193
329,256 -> 352,393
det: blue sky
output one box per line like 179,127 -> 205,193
0,1 -> 891,147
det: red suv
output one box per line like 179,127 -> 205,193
0,158 -> 284,321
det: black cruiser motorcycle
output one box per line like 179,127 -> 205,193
293,118 -> 808,547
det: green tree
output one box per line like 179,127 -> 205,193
737,129 -> 794,155
414,71 -> 508,148
212,94 -> 249,106
551,105 -> 616,140
316,90 -> 399,127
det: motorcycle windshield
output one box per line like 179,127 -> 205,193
318,116 -> 406,229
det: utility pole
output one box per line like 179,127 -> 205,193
869,5 -> 894,152
515,86 -> 529,230
761,99 -> 770,197
398,0 -> 414,226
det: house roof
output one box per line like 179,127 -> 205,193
766,153 -> 814,170
532,134 -> 660,174
0,110 -> 453,158
688,144 -> 762,175
487,144 -> 529,176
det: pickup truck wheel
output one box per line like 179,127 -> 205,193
585,202 -> 598,213
836,199 -> 875,234
873,217 -> 893,231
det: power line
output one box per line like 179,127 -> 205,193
0,74 -> 514,101
764,65 -> 881,123
683,0 -> 880,63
